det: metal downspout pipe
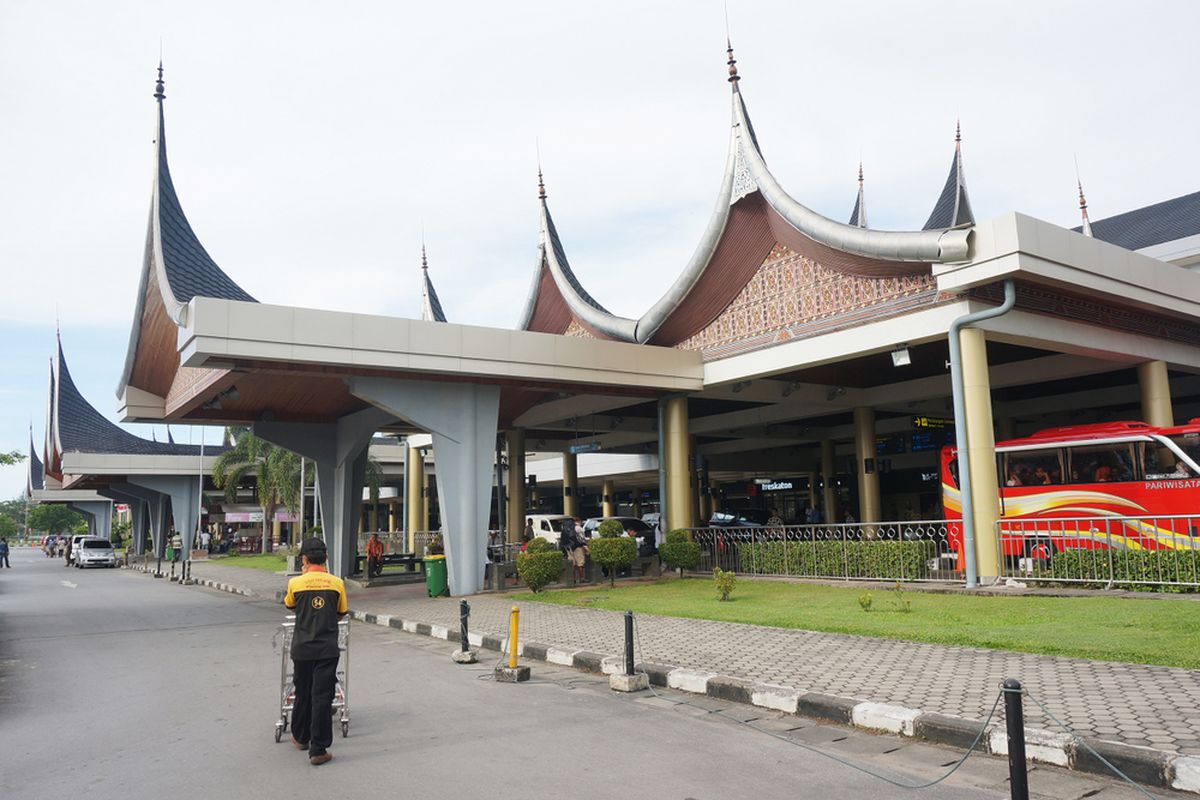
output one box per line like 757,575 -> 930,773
948,280 -> 1016,588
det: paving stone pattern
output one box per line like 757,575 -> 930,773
186,561 -> 1200,755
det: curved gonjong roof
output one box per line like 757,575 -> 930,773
117,64 -> 257,399
420,246 -> 448,323
923,121 -> 975,231
27,426 -> 44,496
518,45 -> 973,346
52,336 -> 214,479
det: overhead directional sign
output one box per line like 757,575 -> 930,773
568,442 -> 602,454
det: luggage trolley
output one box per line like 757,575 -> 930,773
274,615 -> 350,742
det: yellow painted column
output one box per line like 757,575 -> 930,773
422,473 -> 431,532
561,452 -> 578,517
272,518 -> 283,547
1138,360 -> 1175,427
632,490 -> 642,518
386,500 -> 396,533
820,439 -> 837,525
961,327 -> 1001,578
505,429 -> 527,543
709,479 -> 721,514
853,408 -> 881,523
664,395 -> 693,533
405,444 -> 425,551
602,479 -> 616,517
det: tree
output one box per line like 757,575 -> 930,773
212,428 -> 302,553
0,450 -> 26,466
0,516 -> 16,538
28,504 -> 86,535
588,519 -> 638,587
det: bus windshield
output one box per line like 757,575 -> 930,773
1158,434 -> 1200,477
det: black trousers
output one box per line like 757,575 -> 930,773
292,655 -> 339,755
367,555 -> 382,578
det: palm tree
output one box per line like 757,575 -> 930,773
212,428 -> 302,553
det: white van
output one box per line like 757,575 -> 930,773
525,515 -> 574,546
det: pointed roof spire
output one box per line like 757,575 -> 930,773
922,120 -> 975,230
1077,179 -> 1094,238
726,38 -> 740,84
537,167 -> 546,200
154,60 -> 165,102
848,162 -> 868,228
419,246 -> 447,323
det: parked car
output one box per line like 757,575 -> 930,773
67,534 -> 90,565
708,509 -> 770,528
583,516 -> 657,555
75,537 -> 117,568
526,515 -> 574,546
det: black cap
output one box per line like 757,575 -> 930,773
300,537 -> 326,557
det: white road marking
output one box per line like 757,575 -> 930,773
60,580 -> 78,589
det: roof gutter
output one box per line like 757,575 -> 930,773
948,279 -> 1016,588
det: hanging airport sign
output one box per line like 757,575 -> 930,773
911,416 -> 954,429
569,441 -> 602,454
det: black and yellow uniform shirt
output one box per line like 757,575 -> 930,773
284,566 -> 349,661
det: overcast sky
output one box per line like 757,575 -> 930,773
2,0 -> 1198,499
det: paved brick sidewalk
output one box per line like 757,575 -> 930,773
181,560 -> 1200,757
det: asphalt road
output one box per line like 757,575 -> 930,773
0,547 -> 1174,800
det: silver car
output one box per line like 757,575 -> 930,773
75,537 -> 117,568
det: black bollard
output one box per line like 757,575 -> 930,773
460,600 -> 471,652
624,611 -> 635,676
1003,678 -> 1029,800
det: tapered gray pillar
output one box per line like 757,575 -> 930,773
257,406 -> 393,578
101,482 -> 162,556
69,501 -> 113,540
348,377 -> 500,596
128,476 -> 200,556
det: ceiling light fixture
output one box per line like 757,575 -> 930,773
891,345 -> 912,367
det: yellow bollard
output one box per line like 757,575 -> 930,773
508,605 -> 520,669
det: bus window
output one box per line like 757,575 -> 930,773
1158,434 -> 1200,479
1002,450 -> 1063,486
1066,443 -> 1137,483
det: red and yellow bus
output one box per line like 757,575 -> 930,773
941,419 -> 1200,559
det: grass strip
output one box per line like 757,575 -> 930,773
517,578 -> 1200,669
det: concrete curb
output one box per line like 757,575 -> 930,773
179,575 -> 1200,794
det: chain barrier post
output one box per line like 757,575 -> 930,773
624,610 -> 635,676
1003,678 -> 1030,800
459,599 -> 470,653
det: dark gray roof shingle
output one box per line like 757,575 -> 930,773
923,148 -> 975,231
55,342 -> 219,457
155,105 -> 257,306
1072,190 -> 1200,251
28,432 -> 44,492
423,271 -> 447,322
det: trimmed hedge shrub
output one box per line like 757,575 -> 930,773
659,529 -> 700,573
736,540 -> 934,581
596,519 -> 625,538
589,536 -> 638,587
1047,549 -> 1200,592
713,566 -> 737,601
517,543 -> 563,593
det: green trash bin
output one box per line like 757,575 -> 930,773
425,554 -> 448,597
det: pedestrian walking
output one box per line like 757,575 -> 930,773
561,516 -> 588,583
283,538 -> 348,766
365,532 -> 384,578
0,537 -> 10,567
63,536 -> 72,567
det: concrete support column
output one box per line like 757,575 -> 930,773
405,443 -> 425,550
663,395 -> 692,533
562,452 -> 578,517
709,479 -> 720,514
690,436 -> 704,526
387,500 -> 397,533
853,408 -> 881,524
602,479 -> 616,518
422,474 -> 431,532
632,490 -> 642,518
256,406 -> 393,578
272,518 -> 283,547
348,377 -> 500,596
127,478 -> 198,556
806,471 -> 818,516
1138,360 -> 1175,428
961,327 -> 1001,579
505,429 -> 526,543
820,439 -> 837,525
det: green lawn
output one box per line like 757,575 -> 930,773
214,553 -> 288,572
516,578 -> 1200,670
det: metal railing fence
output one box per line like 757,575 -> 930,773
358,530 -> 515,561
684,521 -> 959,582
997,514 -> 1200,589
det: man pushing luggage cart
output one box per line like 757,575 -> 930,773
279,537 -> 349,765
